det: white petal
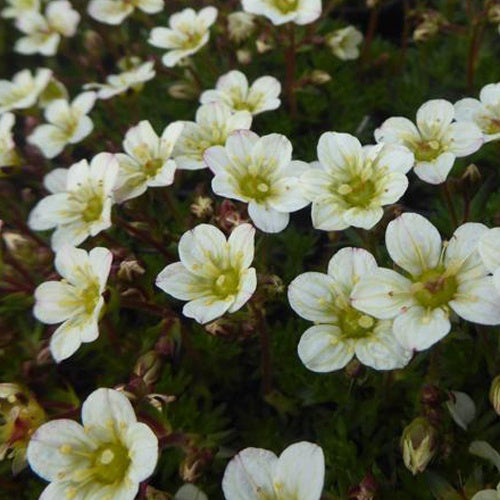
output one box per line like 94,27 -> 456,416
248,202 -> 289,233
251,133 -> 292,173
156,262 -> 206,301
33,281 -> 80,324
274,442 -> 325,500
445,222 -> 488,270
228,268 -> 257,313
228,223 -> 255,269
372,143 -> 415,174
268,177 -> 310,213
414,152 -> 456,185
478,227 -> 500,273
310,201 -> 349,231
454,98 -> 484,123
374,117 -> 420,146
446,121 -> 483,157
386,212 -> 442,275
183,296 -> 233,324
342,206 -> 384,230
392,306 -> 451,351
317,132 -> 363,178
298,325 -> 354,372
89,247 -> 113,290
416,99 -> 454,140
54,245 -> 89,282
50,316 -> 99,362
123,422 -> 158,482
44,168 -> 68,193
446,391 -> 476,430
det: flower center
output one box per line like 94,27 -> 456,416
239,174 -> 271,201
412,268 -> 458,308
414,140 -> 444,162
272,0 -> 299,14
482,116 -> 500,135
338,305 -> 375,339
213,269 -> 240,298
92,443 -> 130,484
335,177 -> 376,207
82,193 -> 104,223
143,158 -> 163,178
79,280 -> 100,315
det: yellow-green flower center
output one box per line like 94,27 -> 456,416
239,174 -> 271,201
92,442 -> 130,484
79,280 -> 100,315
414,140 -> 444,162
339,306 -> 375,339
412,268 -> 458,308
335,177 -> 376,208
82,193 -> 104,223
213,269 -> 240,298
483,116 -> 500,135
143,158 -> 163,178
273,0 -> 299,14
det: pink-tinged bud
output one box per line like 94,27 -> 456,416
348,472 -> 378,500
401,417 -> 438,475
489,375 -> 500,415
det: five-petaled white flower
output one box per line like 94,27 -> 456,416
28,153 -> 119,250
0,112 -> 19,168
351,213 -> 500,352
478,227 -> 500,295
455,82 -> 500,143
28,91 -> 96,159
114,119 -> 184,203
326,25 -> 364,60
222,441 -> 325,500
1,0 -> 39,19
33,246 -> 112,362
84,60 -> 155,100
149,7 -> 218,67
242,0 -> 322,25
205,130 -> 310,233
173,102 -> 252,170
15,0 -> 80,56
375,99 -> 484,184
88,0 -> 163,25
289,247 -> 411,371
156,223 -> 257,324
301,132 -> 414,231
0,68 -> 51,113
200,70 -> 281,116
27,388 -> 158,499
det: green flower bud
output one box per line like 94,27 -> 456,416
401,417 -> 438,475
489,375 -> 500,416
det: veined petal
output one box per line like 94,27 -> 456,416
445,222 -> 488,271
392,305 -> 451,351
89,247 -> 113,290
228,223 -> 255,268
28,192 -> 74,230
288,272 -> 338,322
478,227 -> 500,273
385,212 -> 442,276
248,202 -> 289,233
123,422 -> 158,482
33,281 -> 81,324
311,201 -> 349,231
268,177 -> 310,212
414,152 -> 456,185
446,121 -> 483,157
54,246 -> 89,283
298,324 -> 354,372
228,268 -> 257,313
183,296 -> 233,324
156,262 -> 209,300
251,133 -> 292,174
317,132 -> 363,179
374,117 -> 420,147
342,206 -> 384,230
416,99 -> 454,140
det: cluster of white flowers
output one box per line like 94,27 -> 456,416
1,1 -> 499,496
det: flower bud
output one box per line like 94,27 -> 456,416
236,49 -> 252,65
190,196 -> 214,218
134,351 -> 162,386
461,163 -> 481,182
488,4 -> 500,24
168,81 -> 199,100
413,11 -> 446,43
227,12 -> 255,43
401,417 -> 438,475
117,259 -> 145,282
309,70 -> 332,85
489,375 -> 500,415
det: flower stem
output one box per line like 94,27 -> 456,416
441,181 -> 459,227
284,24 -> 298,118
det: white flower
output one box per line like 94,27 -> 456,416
205,130 -> 310,233
326,25 -> 363,60
156,223 -> 257,324
200,70 -> 281,116
149,7 -> 218,67
0,112 -> 18,168
242,0 -> 322,25
27,388 -> 158,499
455,82 -> 500,142
1,0 -> 39,19
88,0 -> 163,25
375,99 -> 484,184
301,132 -> 414,231
15,0 -> 80,56
446,391 -> 476,430
28,92 -> 96,159
351,213 -> 500,352
28,153 -> 119,250
0,68 -> 51,113
227,12 -> 255,43
478,227 -> 500,294
222,441 -> 325,500
33,246 -> 112,362
114,119 -> 184,203
84,60 -> 155,100
289,247 -> 411,371
471,483 -> 500,500
173,102 -> 252,170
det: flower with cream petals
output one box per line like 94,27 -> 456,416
289,247 -> 411,371
156,223 -> 257,324
301,132 -> 414,231
455,82 -> 500,142
28,92 -> 96,159
27,388 -> 158,499
205,130 -> 310,233
351,213 -> 500,352
33,246 -> 112,362
326,25 -> 363,60
242,0 -> 322,25
0,112 -> 19,169
28,153 -> 119,250
200,70 -> 281,116
375,99 -> 484,184
478,227 -> 500,294
88,0 -> 163,25
149,7 -> 218,67
1,0 -> 39,19
15,0 -> 80,56
114,119 -> 184,203
222,441 -> 325,500
173,102 -> 252,170
0,68 -> 51,113
84,60 -> 155,100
